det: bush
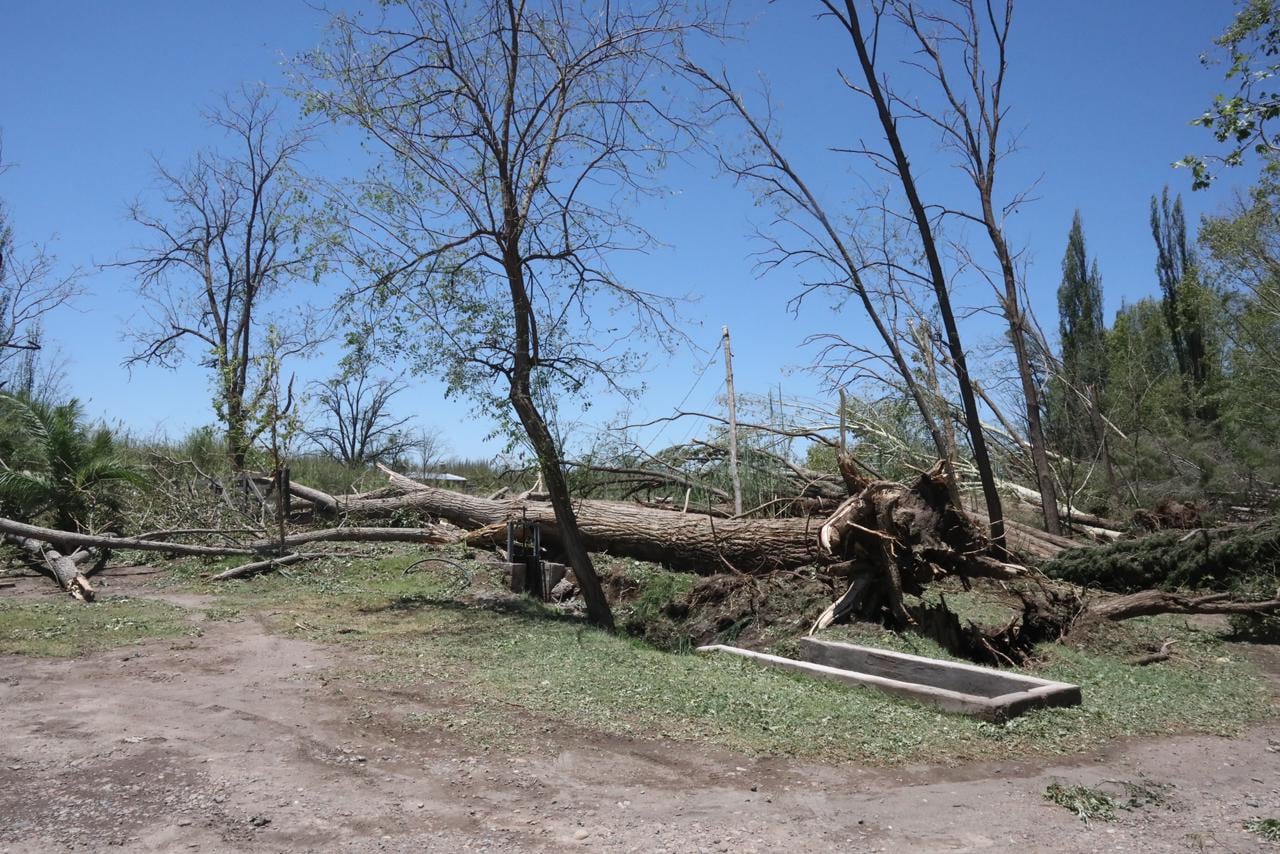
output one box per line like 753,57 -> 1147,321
0,393 -> 141,532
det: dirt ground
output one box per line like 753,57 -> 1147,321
1,572 -> 1278,853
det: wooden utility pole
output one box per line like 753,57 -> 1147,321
838,386 -> 848,455
722,326 -> 743,516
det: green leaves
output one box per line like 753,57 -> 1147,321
0,392 -> 141,532
1188,0 -> 1280,186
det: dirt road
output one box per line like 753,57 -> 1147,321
1,584 -> 1277,852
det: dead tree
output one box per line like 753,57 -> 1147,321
303,0 -> 720,630
115,88 -> 322,470
684,66 -> 970,509
823,0 -> 1007,551
894,0 -> 1062,535
0,145 -> 81,385
306,357 -> 414,466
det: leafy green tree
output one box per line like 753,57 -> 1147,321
1050,212 -> 1107,456
1152,187 -> 1219,417
302,0 -> 715,630
1200,174 -> 1280,477
1102,299 -> 1236,504
1181,0 -> 1280,188
0,393 -> 141,532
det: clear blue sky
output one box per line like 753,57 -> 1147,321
0,0 -> 1253,461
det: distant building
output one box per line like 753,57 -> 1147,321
408,471 -> 469,491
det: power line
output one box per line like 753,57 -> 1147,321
641,337 -> 723,453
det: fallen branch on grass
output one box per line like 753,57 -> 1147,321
0,517 -> 452,596
255,527 -> 452,549
1086,589 -> 1280,621
208,552 -> 327,581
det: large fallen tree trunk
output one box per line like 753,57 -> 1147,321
431,490 -> 824,572
273,464 -> 1023,580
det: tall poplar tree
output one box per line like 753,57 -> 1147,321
1054,212 -> 1107,455
1151,186 -> 1217,416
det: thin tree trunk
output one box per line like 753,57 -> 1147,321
722,326 -> 743,516
510,382 -> 615,630
842,0 -> 1006,551
685,63 -> 965,506
985,232 -> 1061,535
1087,383 -> 1117,496
504,248 -> 615,630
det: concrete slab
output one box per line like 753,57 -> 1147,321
697,639 -> 1081,720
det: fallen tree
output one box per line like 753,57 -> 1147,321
1,515 -> 452,596
2,533 -> 96,600
1043,518 -> 1280,592
271,463 -> 1029,584
1084,589 -> 1280,621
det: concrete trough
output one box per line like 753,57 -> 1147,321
697,637 -> 1081,720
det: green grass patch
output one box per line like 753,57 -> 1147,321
0,596 -> 192,656
1044,782 -> 1117,823
149,547 -> 1276,764
1245,818 -> 1280,843
203,605 -> 244,622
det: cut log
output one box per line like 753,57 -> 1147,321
2,533 -> 96,600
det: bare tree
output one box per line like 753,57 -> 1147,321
116,88 -> 322,470
824,0 -> 1007,549
683,69 -> 966,510
307,358 -> 414,466
0,145 -> 81,386
303,0 -> 717,629
688,1 -> 1013,549
402,426 -> 447,476
891,0 -> 1061,534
